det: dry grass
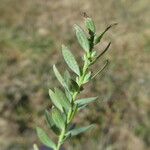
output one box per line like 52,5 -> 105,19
0,0 -> 149,150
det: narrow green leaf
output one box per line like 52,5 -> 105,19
53,65 -> 68,89
75,97 -> 98,107
54,88 -> 71,112
62,45 -> 80,75
45,110 -> 60,135
74,24 -> 90,52
49,89 -> 63,112
51,108 -> 65,130
36,127 -> 56,149
94,23 -> 117,45
85,17 -> 96,33
66,125 -> 95,137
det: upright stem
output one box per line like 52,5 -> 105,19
55,128 -> 65,150
55,57 -> 90,150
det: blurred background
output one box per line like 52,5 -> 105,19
0,0 -> 150,150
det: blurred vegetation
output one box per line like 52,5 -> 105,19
0,0 -> 149,150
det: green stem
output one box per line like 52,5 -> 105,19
55,57 -> 90,150
55,128 -> 65,150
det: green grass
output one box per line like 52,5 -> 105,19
0,24 -> 54,52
